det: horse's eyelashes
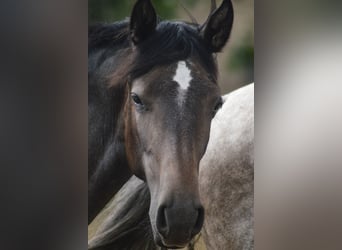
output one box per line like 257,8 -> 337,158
131,93 -> 144,107
131,93 -> 143,104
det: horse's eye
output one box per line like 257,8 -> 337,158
131,93 -> 144,106
213,98 -> 223,116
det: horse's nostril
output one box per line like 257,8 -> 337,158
156,205 -> 168,237
156,203 -> 204,241
192,206 -> 205,237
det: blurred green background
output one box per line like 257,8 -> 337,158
89,0 -> 253,93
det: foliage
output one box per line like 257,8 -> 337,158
228,35 -> 254,71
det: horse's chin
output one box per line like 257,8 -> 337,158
153,231 -> 188,249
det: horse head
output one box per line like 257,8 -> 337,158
121,0 -> 233,247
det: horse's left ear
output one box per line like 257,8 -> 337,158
201,0 -> 234,53
130,0 -> 157,45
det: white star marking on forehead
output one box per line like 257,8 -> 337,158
173,61 -> 192,105
173,61 -> 192,90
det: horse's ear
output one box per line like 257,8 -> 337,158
130,0 -> 157,45
201,0 -> 234,53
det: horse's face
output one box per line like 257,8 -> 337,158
126,61 -> 221,246
124,0 -> 233,248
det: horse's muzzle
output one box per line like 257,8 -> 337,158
155,201 -> 204,247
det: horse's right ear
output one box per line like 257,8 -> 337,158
130,0 -> 157,45
201,0 -> 234,53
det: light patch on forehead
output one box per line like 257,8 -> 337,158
173,61 -> 192,105
173,61 -> 192,90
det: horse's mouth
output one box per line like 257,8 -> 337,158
155,233 -> 188,249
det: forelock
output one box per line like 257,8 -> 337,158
129,21 -> 217,81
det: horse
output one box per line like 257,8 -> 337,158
200,83 -> 254,249
88,83 -> 254,250
88,0 -> 234,248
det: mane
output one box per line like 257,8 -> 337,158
88,19 -> 218,86
89,20 -> 130,51
88,176 -> 199,250
88,177 -> 158,250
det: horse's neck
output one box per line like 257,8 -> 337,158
88,48 -> 132,223
88,91 -> 131,223
88,78 -> 127,171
